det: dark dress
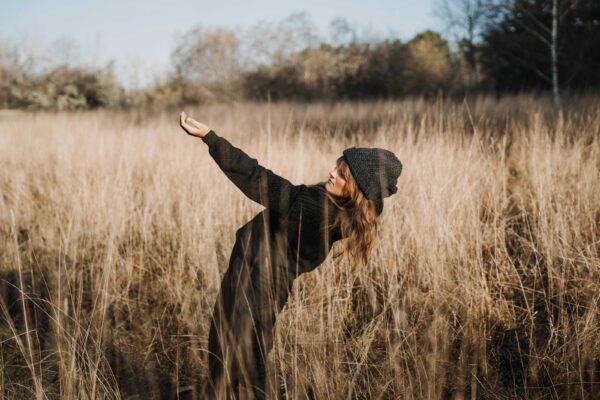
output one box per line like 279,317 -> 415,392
200,130 -> 343,399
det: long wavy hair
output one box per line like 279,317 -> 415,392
311,156 -> 380,270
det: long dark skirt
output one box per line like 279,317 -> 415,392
204,238 -> 292,400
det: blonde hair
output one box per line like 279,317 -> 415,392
312,156 -> 380,270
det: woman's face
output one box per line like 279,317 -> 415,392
325,163 -> 347,197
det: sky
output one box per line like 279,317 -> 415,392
0,0 -> 440,89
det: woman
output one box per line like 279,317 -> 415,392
179,111 -> 402,400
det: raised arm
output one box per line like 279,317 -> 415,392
179,112 -> 301,214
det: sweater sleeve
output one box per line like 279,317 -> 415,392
201,130 -> 301,214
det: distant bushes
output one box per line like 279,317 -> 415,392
238,31 -> 459,101
1,24 -> 467,110
0,63 -> 127,110
2,1 -> 599,110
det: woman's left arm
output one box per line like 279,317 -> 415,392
179,112 -> 301,214
201,130 -> 302,214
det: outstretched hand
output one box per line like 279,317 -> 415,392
180,111 -> 211,138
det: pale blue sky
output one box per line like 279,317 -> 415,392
1,0 -> 440,88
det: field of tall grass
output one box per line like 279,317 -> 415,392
1,96 -> 599,399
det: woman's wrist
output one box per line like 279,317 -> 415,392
201,130 -> 218,145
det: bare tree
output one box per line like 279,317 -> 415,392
488,0 -> 581,108
171,25 -> 240,84
48,36 -> 81,68
245,12 -> 320,68
328,17 -> 357,47
434,0 -> 489,88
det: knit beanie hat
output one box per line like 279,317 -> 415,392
342,146 -> 403,214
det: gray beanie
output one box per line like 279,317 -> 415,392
342,146 -> 403,214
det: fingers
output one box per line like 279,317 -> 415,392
181,111 -> 195,126
179,111 -> 207,137
180,111 -> 193,132
186,115 -> 199,127
179,117 -> 194,134
180,111 -> 193,124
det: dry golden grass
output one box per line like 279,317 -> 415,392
0,96 -> 599,399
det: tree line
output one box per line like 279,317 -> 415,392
1,0 -> 598,110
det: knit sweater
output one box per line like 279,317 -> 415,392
201,130 -> 344,279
